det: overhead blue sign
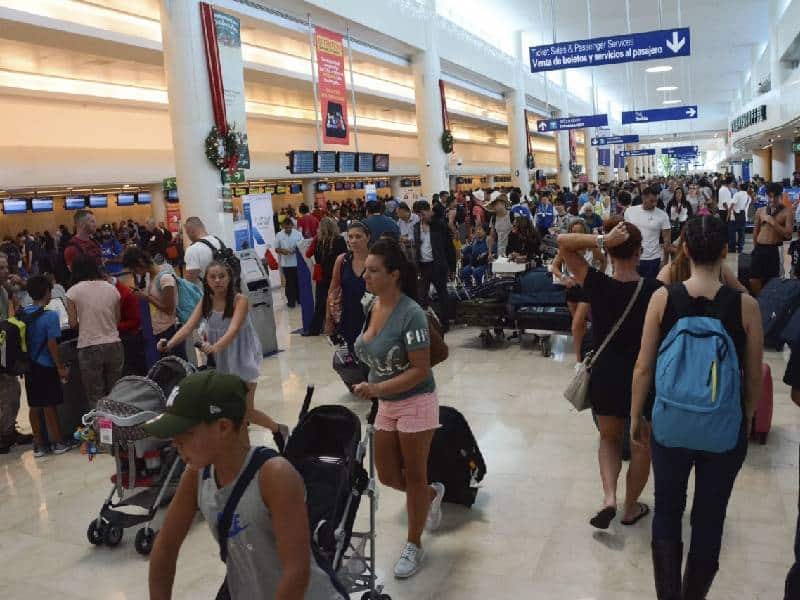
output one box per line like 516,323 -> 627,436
622,105 -> 698,124
530,27 -> 690,73
536,113 -> 608,132
597,148 -> 611,167
591,134 -> 640,146
618,149 -> 656,157
613,153 -> 626,169
661,145 -> 699,156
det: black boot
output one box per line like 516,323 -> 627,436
0,434 -> 12,454
682,556 -> 718,600
652,539 -> 683,600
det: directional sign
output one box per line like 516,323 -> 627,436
591,134 -> 640,146
618,149 -> 656,157
661,145 -> 699,157
613,153 -> 626,169
621,105 -> 698,125
597,148 -> 611,167
530,27 -> 690,73
536,113 -> 608,132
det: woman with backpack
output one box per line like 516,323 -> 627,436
557,216 -> 662,531
630,216 -> 763,600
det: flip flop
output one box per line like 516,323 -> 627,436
621,502 -> 650,526
589,506 -> 617,529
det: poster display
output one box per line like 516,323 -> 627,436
315,27 -> 349,145
213,9 -> 250,168
233,219 -> 250,251
166,204 -> 182,234
244,194 -> 281,287
364,184 -> 378,202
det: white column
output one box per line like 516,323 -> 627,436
752,148 -> 770,180
390,176 -> 403,199
412,3 -> 447,200
159,0 -> 232,243
557,131 -> 571,190
150,184 -> 166,226
732,162 -> 743,181
584,128 -> 598,183
487,175 -> 495,188
507,31 -> 530,193
302,179 -> 318,209
771,139 -> 793,183
449,175 -> 458,192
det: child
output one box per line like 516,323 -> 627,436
157,261 -> 287,440
21,275 -> 74,457
459,224 -> 490,287
145,371 -> 344,599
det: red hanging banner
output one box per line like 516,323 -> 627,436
200,2 -> 227,134
315,27 -> 349,145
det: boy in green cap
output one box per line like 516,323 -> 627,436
145,370 -> 343,600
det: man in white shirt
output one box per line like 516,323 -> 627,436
624,185 -> 671,278
717,178 -> 735,221
274,219 -> 304,308
728,182 -> 751,253
183,217 -> 222,285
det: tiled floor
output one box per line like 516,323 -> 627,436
0,282 -> 797,599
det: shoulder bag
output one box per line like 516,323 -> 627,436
564,278 -> 644,411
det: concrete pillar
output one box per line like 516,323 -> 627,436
412,1 -> 448,200
507,31 -> 530,193
390,176 -> 403,200
772,139 -> 793,183
584,128 -> 598,183
752,148 -> 770,180
302,179 -> 318,209
449,175 -> 458,193
487,175 -> 495,189
159,0 -> 233,244
556,131 -> 571,190
150,184 -> 166,226
732,162 -> 743,181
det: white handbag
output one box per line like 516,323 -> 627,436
564,279 -> 644,411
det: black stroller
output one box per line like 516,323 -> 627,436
284,387 -> 390,600
80,356 -> 195,555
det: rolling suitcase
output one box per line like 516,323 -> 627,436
750,363 -> 773,445
507,268 -> 571,333
332,347 -> 369,393
759,278 -> 800,351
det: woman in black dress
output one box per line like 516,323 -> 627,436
306,217 -> 347,335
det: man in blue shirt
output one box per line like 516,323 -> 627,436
21,275 -> 73,457
510,198 -> 533,221
100,225 -> 124,275
534,191 -> 555,236
364,200 -> 400,242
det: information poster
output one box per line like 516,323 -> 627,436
315,27 -> 349,145
365,184 -> 377,202
213,9 -> 250,168
244,194 -> 281,287
233,219 -> 250,251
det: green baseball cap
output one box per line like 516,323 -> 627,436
143,370 -> 247,439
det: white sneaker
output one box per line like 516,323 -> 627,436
393,542 -> 424,579
426,482 -> 445,531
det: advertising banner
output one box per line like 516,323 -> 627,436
166,204 -> 182,234
537,113 -> 608,132
212,9 -> 250,168
614,153 -> 626,169
622,105 -> 698,125
233,219 -> 250,251
244,194 -> 281,287
315,27 -> 349,145
598,149 -> 611,167
365,184 -> 378,202
530,27 -> 690,73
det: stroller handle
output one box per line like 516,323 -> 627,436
82,409 -> 161,428
298,385 -> 315,422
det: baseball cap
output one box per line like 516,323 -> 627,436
142,370 -> 247,438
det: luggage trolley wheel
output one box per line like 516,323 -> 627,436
87,520 -> 105,545
135,527 -> 156,555
103,523 -> 124,547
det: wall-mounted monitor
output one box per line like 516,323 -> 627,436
117,193 -> 135,206
413,179 -> 421,187
2,199 -> 27,214
356,152 -> 374,172
316,182 -> 331,192
31,198 -> 54,213
343,181 -> 353,190
315,151 -> 336,173
373,154 -> 389,172
376,180 -> 386,189
137,191 -> 153,204
334,182 -> 344,191
337,151 -> 356,172
275,185 -> 287,195
287,150 -> 314,174
164,190 -> 177,203
289,183 -> 302,194
355,181 -> 364,189
65,196 -> 86,210
89,194 -> 108,208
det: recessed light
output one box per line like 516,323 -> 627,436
646,65 -> 673,73
663,99 -> 682,105
656,85 -> 678,91
777,134 -> 782,138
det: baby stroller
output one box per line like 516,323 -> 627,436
80,356 -> 195,555
284,387 -> 390,600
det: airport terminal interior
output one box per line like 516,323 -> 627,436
1,0 -> 800,599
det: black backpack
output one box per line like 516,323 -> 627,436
427,406 -> 486,507
199,237 -> 241,287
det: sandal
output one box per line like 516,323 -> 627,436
589,506 -> 617,529
621,502 -> 650,526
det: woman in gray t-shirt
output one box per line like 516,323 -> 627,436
352,240 -> 445,581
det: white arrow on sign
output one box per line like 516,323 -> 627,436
635,112 -> 648,122
685,107 -> 697,117
666,31 -> 686,53
538,121 -> 548,131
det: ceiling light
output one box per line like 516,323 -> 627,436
656,86 -> 678,92
646,65 -> 673,73
777,134 -> 782,138
663,99 -> 682,105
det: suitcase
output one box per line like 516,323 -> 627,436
759,278 -> 800,351
750,363 -> 773,444
455,298 -> 507,328
56,338 -> 91,438
427,406 -> 486,507
331,347 -> 369,393
737,253 -> 752,293
512,305 -> 572,333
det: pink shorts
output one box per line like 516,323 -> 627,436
374,392 -> 440,433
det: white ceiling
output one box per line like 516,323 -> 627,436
437,0 -> 771,134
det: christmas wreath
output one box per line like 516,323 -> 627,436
441,129 -> 454,154
205,124 -> 240,173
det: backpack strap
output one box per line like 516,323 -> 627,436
213,236 -> 228,251
197,238 -> 219,254
216,447 -> 278,563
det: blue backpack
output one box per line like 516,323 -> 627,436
652,286 -> 743,453
155,266 -> 202,324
